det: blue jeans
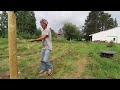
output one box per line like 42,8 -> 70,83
41,48 -> 52,72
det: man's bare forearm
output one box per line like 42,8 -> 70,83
29,38 -> 42,42
29,35 -> 47,42
35,37 -> 44,41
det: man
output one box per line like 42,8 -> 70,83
29,19 -> 53,76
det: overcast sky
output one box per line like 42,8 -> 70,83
34,11 -> 89,32
1,11 -> 120,32
34,11 -> 120,32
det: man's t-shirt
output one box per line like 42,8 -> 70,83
41,27 -> 52,50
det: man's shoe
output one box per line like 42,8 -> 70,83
39,70 -> 47,75
47,68 -> 53,76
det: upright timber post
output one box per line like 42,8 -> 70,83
8,11 -> 18,79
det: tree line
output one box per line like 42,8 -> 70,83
83,11 -> 118,40
0,11 -> 41,39
0,11 -> 118,41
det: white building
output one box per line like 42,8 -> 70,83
89,27 -> 120,43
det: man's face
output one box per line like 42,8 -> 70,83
40,21 -> 46,29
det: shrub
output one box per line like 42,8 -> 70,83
107,41 -> 115,47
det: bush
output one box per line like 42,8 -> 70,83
107,41 -> 115,47
17,30 -> 41,39
17,32 -> 32,39
63,23 -> 81,41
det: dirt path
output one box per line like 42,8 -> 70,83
63,43 -> 89,79
74,43 -> 89,79
78,57 -> 88,78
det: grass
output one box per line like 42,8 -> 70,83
0,38 -> 120,79
82,42 -> 120,79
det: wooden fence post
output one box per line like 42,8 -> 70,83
8,11 -> 18,79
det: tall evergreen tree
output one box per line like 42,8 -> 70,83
83,11 -> 118,40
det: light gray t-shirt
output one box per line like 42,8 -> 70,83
41,27 -> 52,50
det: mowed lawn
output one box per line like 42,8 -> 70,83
0,38 -> 120,79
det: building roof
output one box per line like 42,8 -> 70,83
89,26 -> 120,36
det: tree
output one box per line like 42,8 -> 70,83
31,27 -> 41,39
0,11 -> 8,38
83,11 -> 118,40
16,11 -> 37,39
63,23 -> 81,41
0,11 -> 37,39
0,14 -> 2,37
114,18 -> 118,27
83,11 -> 101,38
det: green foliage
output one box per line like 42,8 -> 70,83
17,28 -> 41,39
16,11 -> 37,39
63,23 -> 81,41
1,38 -> 120,79
83,11 -> 118,40
17,32 -> 32,39
0,11 -> 8,38
107,41 -> 115,47
75,30 -> 83,41
0,11 -> 37,39
31,28 -> 41,39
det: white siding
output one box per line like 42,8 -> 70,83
91,27 -> 120,43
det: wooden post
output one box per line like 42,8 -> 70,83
8,11 -> 18,79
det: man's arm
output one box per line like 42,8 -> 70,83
29,34 -> 48,42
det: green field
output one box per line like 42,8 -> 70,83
0,38 -> 120,79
